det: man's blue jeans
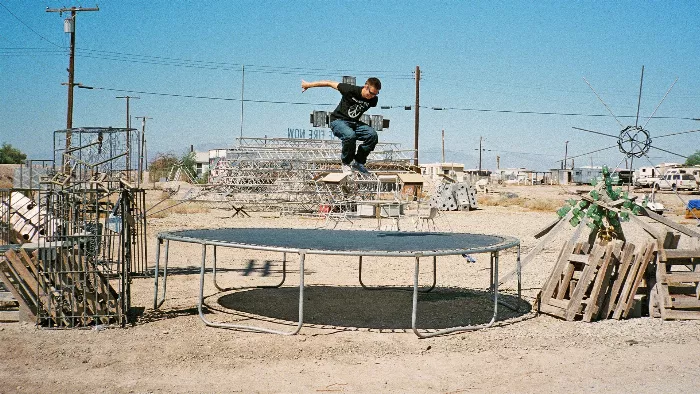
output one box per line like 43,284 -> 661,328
330,119 -> 378,165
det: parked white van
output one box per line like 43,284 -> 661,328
654,173 -> 698,191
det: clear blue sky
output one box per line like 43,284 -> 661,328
1,0 -> 699,171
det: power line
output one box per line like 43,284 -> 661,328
416,105 -> 697,121
0,1 -> 63,48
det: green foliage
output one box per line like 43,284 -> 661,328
685,150 -> 700,166
556,165 -> 639,240
148,153 -> 179,181
180,151 -> 197,180
0,143 -> 27,164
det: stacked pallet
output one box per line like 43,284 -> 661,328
0,281 -> 19,322
0,246 -> 120,327
539,239 -> 656,321
430,182 -> 478,211
650,247 -> 700,320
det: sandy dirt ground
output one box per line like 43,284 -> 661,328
2,183 -> 700,393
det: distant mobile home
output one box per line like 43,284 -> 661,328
572,167 -> 603,185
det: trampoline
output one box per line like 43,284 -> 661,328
153,228 -> 521,338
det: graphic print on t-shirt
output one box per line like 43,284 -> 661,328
348,104 -> 364,118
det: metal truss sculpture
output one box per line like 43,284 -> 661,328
189,137 -> 419,213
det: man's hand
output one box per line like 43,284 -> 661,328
301,80 -> 311,92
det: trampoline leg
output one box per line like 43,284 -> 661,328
412,252 -> 499,339
495,247 -> 523,313
359,255 -> 436,293
153,238 -> 161,309
211,245 -> 230,292
198,247 -> 305,335
154,239 -> 170,309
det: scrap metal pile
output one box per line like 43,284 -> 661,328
0,127 -> 147,327
185,137 -> 420,213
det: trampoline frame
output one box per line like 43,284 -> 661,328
153,228 -> 521,338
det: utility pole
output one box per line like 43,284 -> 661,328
563,140 -> 569,170
240,64 -> 245,141
414,65 -> 420,167
479,136 -> 483,172
117,96 -> 139,177
441,129 -> 445,163
46,5 -> 99,165
135,116 -> 152,187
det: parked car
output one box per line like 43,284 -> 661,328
654,173 -> 698,191
635,176 -> 659,188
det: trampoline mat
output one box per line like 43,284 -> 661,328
163,228 -> 516,254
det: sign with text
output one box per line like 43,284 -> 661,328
287,127 -> 332,140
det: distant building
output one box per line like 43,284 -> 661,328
421,162 -> 466,183
193,151 -> 210,177
572,166 -> 603,185
495,168 -> 537,185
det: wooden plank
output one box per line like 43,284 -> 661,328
628,214 -> 662,240
612,243 -> 650,319
0,291 -> 17,306
500,211 -> 572,285
663,249 -> 700,260
539,302 -> 567,319
660,272 -> 700,283
17,248 -> 40,280
0,310 -> 19,322
534,216 -> 564,239
539,241 -> 573,302
642,207 -> 700,238
556,262 -> 577,300
4,250 -> 40,297
620,243 -> 656,319
544,297 -> 569,310
0,261 -> 37,320
659,309 -> 700,320
601,242 -> 636,319
583,241 -> 622,322
665,296 -> 700,309
568,254 -> 589,264
564,244 -> 608,321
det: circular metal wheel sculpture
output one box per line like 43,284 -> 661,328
153,228 -> 522,338
617,125 -> 652,158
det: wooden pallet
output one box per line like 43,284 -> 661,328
0,246 -> 120,327
539,239 -> 656,322
0,289 -> 19,322
653,247 -> 700,320
538,241 -> 613,321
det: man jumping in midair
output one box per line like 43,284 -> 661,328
301,78 -> 381,174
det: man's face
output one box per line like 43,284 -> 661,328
362,84 -> 380,100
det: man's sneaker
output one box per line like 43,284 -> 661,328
352,162 -> 370,174
341,164 -> 352,174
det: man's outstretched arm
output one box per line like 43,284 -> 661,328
301,80 -> 339,92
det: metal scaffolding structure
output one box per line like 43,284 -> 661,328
190,137 -> 420,213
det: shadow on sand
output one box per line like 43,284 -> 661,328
210,286 -> 532,331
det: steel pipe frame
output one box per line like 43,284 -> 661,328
154,241 -> 290,309
152,230 -> 520,338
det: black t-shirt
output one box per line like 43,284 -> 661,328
330,83 -> 378,122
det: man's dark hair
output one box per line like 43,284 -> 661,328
366,77 -> 381,91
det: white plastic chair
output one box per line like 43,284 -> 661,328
416,206 -> 439,231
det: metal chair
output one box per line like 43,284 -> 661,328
416,206 -> 439,231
